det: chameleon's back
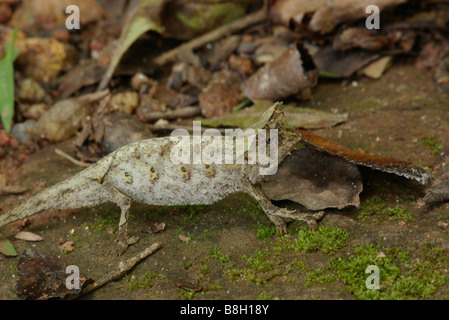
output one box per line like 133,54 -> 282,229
102,137 -> 248,206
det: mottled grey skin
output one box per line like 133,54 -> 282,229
0,103 -> 323,256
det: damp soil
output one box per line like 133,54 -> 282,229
1,62 -> 449,300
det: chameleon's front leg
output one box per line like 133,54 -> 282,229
103,184 -> 140,256
245,183 -> 325,233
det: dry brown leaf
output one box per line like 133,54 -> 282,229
15,231 -> 44,242
241,45 -> 317,101
262,147 -> 363,210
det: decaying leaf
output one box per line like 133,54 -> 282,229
262,146 -> 363,210
201,101 -> 347,129
270,0 -> 406,33
418,145 -> 449,206
17,248 -> 93,300
57,62 -> 105,99
298,129 -> 431,185
60,241 -> 75,253
199,69 -> 243,118
101,111 -> 153,153
312,46 -> 381,77
333,28 -> 391,51
309,0 -> 407,34
241,45 -> 318,101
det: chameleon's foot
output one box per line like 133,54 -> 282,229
275,223 -> 288,234
114,236 -> 140,257
127,236 -> 140,246
114,242 -> 129,257
266,212 -> 289,234
270,208 -> 325,229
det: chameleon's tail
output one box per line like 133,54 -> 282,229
0,172 -> 104,228
0,188 -> 52,227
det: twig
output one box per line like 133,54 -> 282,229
154,9 -> 266,66
138,106 -> 202,123
147,124 -> 227,135
81,242 -> 163,296
77,89 -> 110,105
54,148 -> 91,168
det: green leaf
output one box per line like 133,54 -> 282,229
200,100 -> 348,129
0,26 -> 19,133
98,0 -> 165,90
0,235 -> 18,257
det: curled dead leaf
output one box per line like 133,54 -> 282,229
262,147 -> 363,210
241,45 -> 317,101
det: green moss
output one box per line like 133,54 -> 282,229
228,268 -> 245,282
126,272 -> 166,291
240,201 -> 264,217
383,205 -> 415,222
200,265 -> 210,275
358,196 -> 384,221
422,135 -> 442,156
358,197 -> 415,222
204,282 -> 222,291
305,268 -> 335,287
255,222 -> 277,240
84,215 -> 117,232
289,258 -> 307,272
180,205 -> 207,222
208,246 -> 230,263
328,243 -> 449,299
245,249 -> 281,273
227,225 -> 350,286
181,261 -> 193,270
291,225 -> 350,255
255,292 -> 277,300
177,289 -> 197,300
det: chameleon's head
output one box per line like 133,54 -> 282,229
246,102 -> 302,183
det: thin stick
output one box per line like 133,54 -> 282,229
54,148 -> 91,168
81,242 -> 163,296
154,9 -> 266,66
147,124 -> 227,135
138,106 -> 202,123
77,89 -> 110,105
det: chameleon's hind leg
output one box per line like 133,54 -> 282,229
245,183 -> 324,233
103,183 -> 140,256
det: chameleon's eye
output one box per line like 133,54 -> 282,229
266,138 -> 271,144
